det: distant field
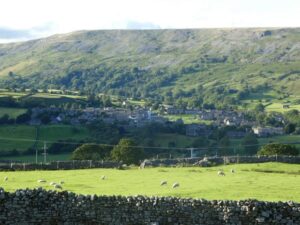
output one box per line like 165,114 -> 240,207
0,91 -> 86,105
0,163 -> 299,202
0,125 -> 89,151
230,135 -> 300,153
0,107 -> 27,118
31,93 -> 86,100
148,133 -> 197,149
36,125 -> 89,148
258,135 -> 300,149
265,102 -> 300,113
0,92 -> 27,99
164,114 -> 213,125
0,125 -> 36,151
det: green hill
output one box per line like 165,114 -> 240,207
0,28 -> 299,108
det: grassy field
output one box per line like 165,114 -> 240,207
0,125 -> 37,150
0,91 -> 27,99
36,125 -> 89,148
0,107 -> 27,118
164,114 -> 213,125
0,125 -> 89,151
265,102 -> 300,113
150,133 -> 196,148
0,163 -> 299,202
31,92 -> 86,100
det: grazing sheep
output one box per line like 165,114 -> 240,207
172,182 -> 180,188
4,176 -> 8,181
49,182 -> 57,186
60,181 -> 64,184
37,179 -> 46,183
160,180 -> 167,186
231,169 -> 235,173
54,184 -> 62,190
218,171 -> 225,176
101,175 -> 106,180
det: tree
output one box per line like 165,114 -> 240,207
71,144 -> 112,160
192,137 -> 209,148
258,143 -> 298,156
40,114 -> 51,124
16,111 -> 31,124
242,133 -> 259,155
0,114 -> 10,124
284,123 -> 296,134
219,136 -> 232,156
49,140 -> 80,154
254,103 -> 265,112
111,138 -> 144,165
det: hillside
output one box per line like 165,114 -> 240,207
0,28 -> 300,108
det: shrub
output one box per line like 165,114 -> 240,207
71,144 -> 112,160
258,143 -> 299,156
111,138 -> 144,165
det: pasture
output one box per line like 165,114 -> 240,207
0,163 -> 299,202
0,107 -> 27,118
265,102 -> 300,113
164,114 -> 213,125
0,125 -> 89,151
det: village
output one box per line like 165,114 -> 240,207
28,104 -> 287,138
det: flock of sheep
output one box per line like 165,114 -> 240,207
160,168 -> 236,189
35,176 -> 108,190
2,168 -> 236,191
37,180 -> 64,189
218,168 -> 235,176
1,174 -> 107,191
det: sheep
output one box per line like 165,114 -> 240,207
60,181 -> 64,184
231,169 -> 235,174
160,180 -> 167,186
218,171 -> 225,176
4,176 -> 8,181
101,175 -> 106,180
37,179 -> 46,183
54,184 -> 62,190
49,182 -> 57,186
172,182 -> 180,188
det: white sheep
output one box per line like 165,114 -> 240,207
37,179 -> 46,183
172,182 -> 180,188
54,184 -> 62,190
4,176 -> 8,181
49,182 -> 57,186
218,171 -> 225,176
101,175 -> 106,180
160,180 -> 167,186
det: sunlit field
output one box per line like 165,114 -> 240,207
0,163 -> 299,202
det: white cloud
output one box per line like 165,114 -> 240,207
0,0 -> 299,42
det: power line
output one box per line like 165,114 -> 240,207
0,136 -> 299,151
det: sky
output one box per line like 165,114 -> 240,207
0,0 -> 299,43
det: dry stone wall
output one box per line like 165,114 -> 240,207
0,188 -> 299,225
0,156 -> 299,171
0,160 -> 121,171
144,156 -> 300,167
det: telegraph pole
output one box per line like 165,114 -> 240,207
42,142 -> 47,164
189,148 -> 194,159
35,148 -> 38,164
